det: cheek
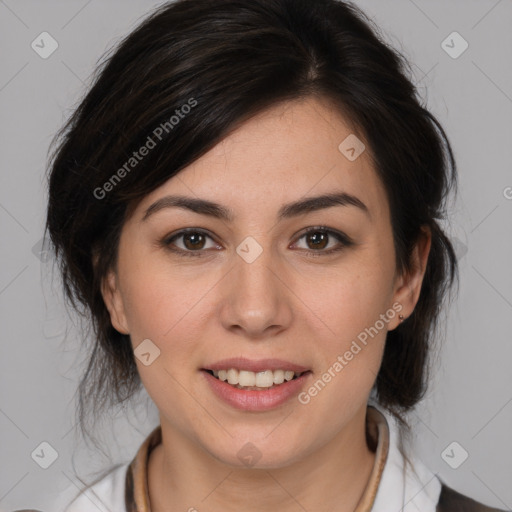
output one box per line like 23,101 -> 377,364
300,272 -> 390,410
117,253 -> 222,378
121,275 -> 173,338
298,249 -> 395,388
122,270 -> 203,343
119,269 -> 207,408
303,262 -> 394,342
116,234 -> 205,337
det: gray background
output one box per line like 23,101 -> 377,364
1,0 -> 511,510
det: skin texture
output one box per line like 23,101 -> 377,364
101,96 -> 431,512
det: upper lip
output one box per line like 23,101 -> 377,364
202,357 -> 310,373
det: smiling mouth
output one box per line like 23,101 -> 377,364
203,369 -> 311,391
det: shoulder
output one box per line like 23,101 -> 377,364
367,402 -> 510,512
52,463 -> 130,512
436,482 -> 510,512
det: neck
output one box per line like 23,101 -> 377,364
148,403 -> 376,512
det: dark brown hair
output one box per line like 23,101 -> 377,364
45,0 -> 458,463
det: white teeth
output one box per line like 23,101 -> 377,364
255,370 -> 274,387
209,368 -> 305,387
227,368 -> 238,385
273,369 -> 285,384
239,370 -> 256,387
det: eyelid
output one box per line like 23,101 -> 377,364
292,225 -> 353,245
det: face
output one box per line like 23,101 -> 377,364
102,96 -> 429,469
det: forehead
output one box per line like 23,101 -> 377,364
132,97 -> 388,223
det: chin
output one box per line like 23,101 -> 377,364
207,436 -> 305,470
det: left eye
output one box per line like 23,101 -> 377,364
292,227 -> 352,256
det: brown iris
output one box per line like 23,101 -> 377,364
305,231 -> 329,250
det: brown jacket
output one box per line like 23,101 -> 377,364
436,482 -> 510,511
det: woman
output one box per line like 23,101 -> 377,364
42,0 -> 508,511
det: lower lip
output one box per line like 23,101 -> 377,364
201,370 -> 312,411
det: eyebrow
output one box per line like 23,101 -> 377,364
141,191 -> 370,223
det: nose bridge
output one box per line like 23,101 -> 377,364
235,234 -> 280,304
220,234 -> 292,335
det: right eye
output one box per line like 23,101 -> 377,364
161,228 -> 222,257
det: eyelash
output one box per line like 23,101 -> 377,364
160,226 -> 353,258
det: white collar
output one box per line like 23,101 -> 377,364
368,399 -> 441,511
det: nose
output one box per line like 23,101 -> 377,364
219,238 -> 293,339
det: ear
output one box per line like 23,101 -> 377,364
100,269 -> 130,335
389,226 -> 432,330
